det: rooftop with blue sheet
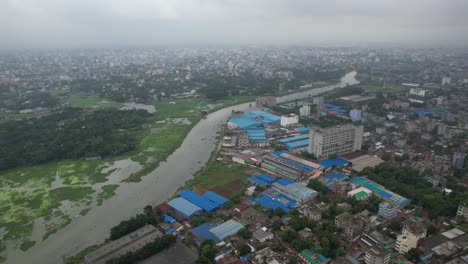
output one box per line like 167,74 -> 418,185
191,219 -> 244,242
325,103 -> 348,114
286,139 -> 309,150
228,110 -> 280,142
248,173 -> 277,187
277,134 -> 309,143
178,190 -> 220,212
319,157 -> 349,169
351,177 -> 410,206
167,197 -> 203,219
272,178 -> 317,203
321,171 -> 349,189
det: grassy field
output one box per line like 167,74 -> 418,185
361,84 -> 409,94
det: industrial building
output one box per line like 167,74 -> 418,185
178,190 -> 219,212
261,156 -> 304,180
84,225 -> 162,264
247,173 -> 277,187
167,197 -> 203,219
191,219 -> 244,243
271,178 -> 317,203
308,124 -> 364,158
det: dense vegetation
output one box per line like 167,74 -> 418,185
109,206 -> 161,240
362,163 -> 468,218
106,234 -> 176,264
0,108 -> 150,171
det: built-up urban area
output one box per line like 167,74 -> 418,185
0,47 -> 467,264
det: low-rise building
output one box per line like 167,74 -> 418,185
253,228 -> 274,243
364,246 -> 391,264
84,225 -> 162,264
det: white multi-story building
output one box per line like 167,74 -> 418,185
396,219 -> 427,254
300,105 -> 311,117
308,124 -> 364,158
280,114 -> 299,127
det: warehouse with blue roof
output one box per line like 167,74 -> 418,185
248,173 -> 277,187
278,134 -> 309,143
191,219 -> 244,243
167,197 -> 203,219
319,157 -> 349,169
201,191 -> 229,206
227,111 -> 281,143
272,178 -> 317,203
178,190 -> 219,212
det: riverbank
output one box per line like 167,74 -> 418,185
3,71 -> 358,264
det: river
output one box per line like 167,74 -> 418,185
5,71 -> 358,264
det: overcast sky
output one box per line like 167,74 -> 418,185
2,0 -> 468,49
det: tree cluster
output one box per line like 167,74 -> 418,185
109,207 -> 156,240
0,108 -> 149,171
106,234 -> 175,264
363,163 -> 468,218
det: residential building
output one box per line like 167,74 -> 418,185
253,228 -> 274,243
313,97 -> 324,109
300,105 -> 311,117
350,109 -> 362,121
452,152 -> 465,169
396,219 -> 427,254
84,225 -> 162,264
364,246 -> 391,264
256,96 -> 277,107
377,201 -> 399,220
457,203 -> 468,222
308,124 -> 364,158
280,114 -> 299,127
335,213 -> 365,240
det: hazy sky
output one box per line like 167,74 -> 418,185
2,0 -> 468,48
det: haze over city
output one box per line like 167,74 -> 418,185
2,0 -> 468,49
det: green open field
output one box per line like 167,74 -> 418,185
360,84 -> 409,94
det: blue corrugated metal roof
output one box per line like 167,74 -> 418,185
201,191 -> 229,206
278,134 -> 309,143
191,223 -> 219,241
248,176 -> 270,187
178,190 -> 219,212
250,194 -> 291,212
323,171 -> 347,181
286,140 -> 309,150
319,157 -> 348,169
276,178 -> 295,186
297,126 -> 309,132
163,213 -> 176,223
167,197 -> 203,218
228,116 -> 260,129
210,219 -> 244,240
257,173 -> 276,183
